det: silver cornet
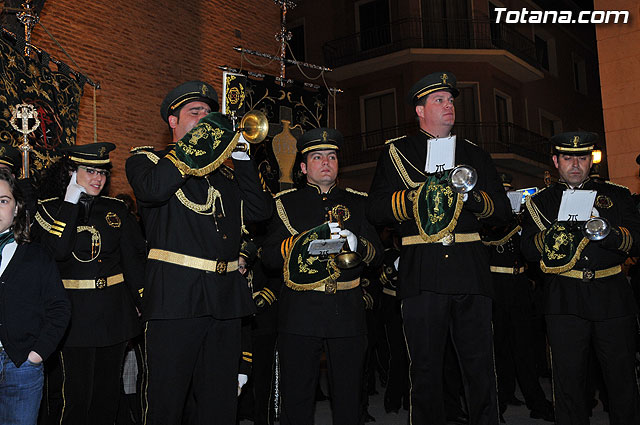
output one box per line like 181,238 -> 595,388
582,217 -> 610,241
448,165 -> 478,194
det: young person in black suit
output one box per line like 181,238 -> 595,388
0,168 -> 71,425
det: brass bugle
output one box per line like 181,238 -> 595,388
234,110 -> 269,152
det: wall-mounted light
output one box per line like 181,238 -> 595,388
592,149 -> 602,164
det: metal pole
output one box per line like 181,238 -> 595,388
16,0 -> 39,57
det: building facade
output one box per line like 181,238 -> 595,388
594,0 -> 640,192
287,0 -> 605,191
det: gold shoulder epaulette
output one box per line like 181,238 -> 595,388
345,187 -> 368,197
385,135 -> 407,145
38,197 -> 59,204
274,188 -> 297,198
463,138 -> 478,147
130,146 -> 155,153
605,181 -> 630,190
101,195 -> 126,204
530,186 -> 548,197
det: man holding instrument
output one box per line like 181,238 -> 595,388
126,81 -> 272,424
262,127 -> 382,424
367,72 -> 510,425
520,132 -> 640,425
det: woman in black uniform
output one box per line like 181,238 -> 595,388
35,143 -> 146,425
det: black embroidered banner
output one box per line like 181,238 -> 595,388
0,32 -> 85,179
244,75 -> 328,193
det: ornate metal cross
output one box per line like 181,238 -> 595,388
10,103 -> 39,178
274,0 -> 297,85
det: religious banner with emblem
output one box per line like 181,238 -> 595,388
0,32 -> 85,180
167,112 -> 239,177
222,71 -> 247,117
283,222 -> 341,291
413,173 -> 464,243
540,221 -> 589,273
243,74 -> 329,193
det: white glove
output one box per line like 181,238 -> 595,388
328,222 -> 341,239
237,373 -> 248,396
64,171 -> 86,204
462,193 -> 468,202
231,134 -> 251,161
340,229 -> 358,251
328,222 -> 357,251
393,257 -> 400,271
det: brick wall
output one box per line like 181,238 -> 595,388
594,0 -> 640,192
27,0 -> 280,196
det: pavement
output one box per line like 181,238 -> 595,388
240,377 -> 611,424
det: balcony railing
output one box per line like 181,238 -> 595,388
340,122 -> 551,168
323,18 -> 539,69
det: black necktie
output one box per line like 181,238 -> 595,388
78,193 -> 95,224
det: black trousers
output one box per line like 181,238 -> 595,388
546,314 -> 640,425
493,300 -> 548,411
44,342 -> 128,425
144,317 -> 241,425
402,291 -> 498,425
380,295 -> 409,410
278,332 -> 367,425
251,331 -> 278,425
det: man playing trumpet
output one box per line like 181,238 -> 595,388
126,81 -> 272,424
262,127 -> 382,424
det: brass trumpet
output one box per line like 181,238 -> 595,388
329,210 -> 362,270
233,110 -> 269,152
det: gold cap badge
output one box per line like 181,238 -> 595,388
571,135 -> 580,147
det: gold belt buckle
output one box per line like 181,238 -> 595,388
440,232 -> 454,246
216,261 -> 228,275
325,280 -> 337,294
95,278 -> 107,289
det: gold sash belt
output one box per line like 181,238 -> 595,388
558,265 -> 622,280
310,278 -> 361,293
63,273 -> 124,290
148,248 -> 238,274
490,266 -> 526,275
402,232 -> 481,246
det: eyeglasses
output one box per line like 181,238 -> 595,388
78,165 -> 110,177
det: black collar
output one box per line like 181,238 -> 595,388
306,181 -> 336,194
558,177 -> 591,190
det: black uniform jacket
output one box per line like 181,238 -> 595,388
126,146 -> 273,321
35,196 -> 145,347
0,242 -> 71,366
482,219 -> 534,314
249,258 -> 280,336
262,183 -> 383,338
521,179 -> 640,320
367,130 -> 511,299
